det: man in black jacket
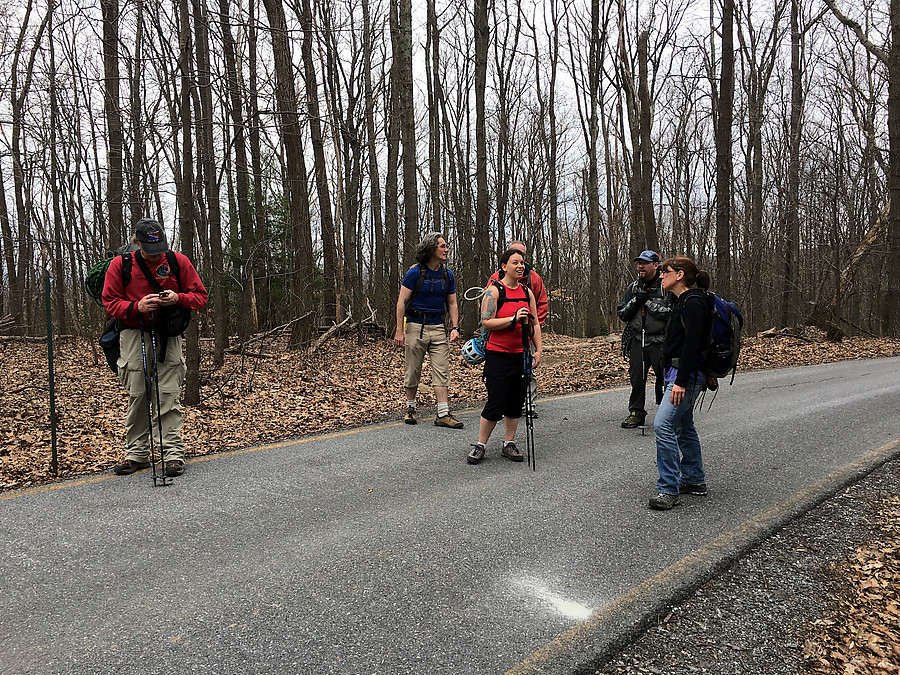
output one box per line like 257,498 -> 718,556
616,250 -> 673,428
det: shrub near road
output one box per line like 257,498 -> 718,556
1,330 -> 898,491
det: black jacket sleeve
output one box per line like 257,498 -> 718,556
675,295 -> 708,387
616,281 -> 639,323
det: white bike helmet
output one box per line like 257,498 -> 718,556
461,336 -> 487,365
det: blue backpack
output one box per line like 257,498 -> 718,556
698,292 -> 744,382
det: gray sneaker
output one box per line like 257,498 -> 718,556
680,483 -> 708,496
501,441 -> 524,462
467,443 -> 486,465
648,492 -> 682,510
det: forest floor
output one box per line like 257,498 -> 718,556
1,328 -> 899,672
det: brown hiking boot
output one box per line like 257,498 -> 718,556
404,408 -> 417,425
112,459 -> 151,476
434,414 -> 464,429
164,460 -> 185,477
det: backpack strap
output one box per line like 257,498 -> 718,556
406,263 -> 449,318
165,250 -> 181,288
121,252 -> 132,289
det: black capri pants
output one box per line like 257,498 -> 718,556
481,350 -> 527,421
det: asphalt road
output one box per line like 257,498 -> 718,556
2,358 -> 899,675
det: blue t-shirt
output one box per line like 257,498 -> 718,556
401,264 -> 456,325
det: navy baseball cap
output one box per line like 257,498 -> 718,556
634,250 -> 660,263
135,219 -> 169,255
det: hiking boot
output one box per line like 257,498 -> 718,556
467,443 -> 486,465
680,483 -> 708,496
501,442 -> 524,462
434,414 -> 464,429
621,412 -> 646,429
648,493 -> 682,510
404,408 -> 417,425
112,459 -> 151,475
164,460 -> 185,477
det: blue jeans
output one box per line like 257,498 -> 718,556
654,380 -> 705,495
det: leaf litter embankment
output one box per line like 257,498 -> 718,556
1,330 -> 897,491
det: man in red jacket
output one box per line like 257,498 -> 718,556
102,219 -> 208,478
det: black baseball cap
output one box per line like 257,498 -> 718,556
135,219 -> 169,255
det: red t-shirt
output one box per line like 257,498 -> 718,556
486,282 -> 531,354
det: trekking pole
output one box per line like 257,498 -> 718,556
148,324 -> 171,486
521,316 -> 536,471
139,322 -> 164,486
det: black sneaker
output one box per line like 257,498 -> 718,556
112,459 -> 151,475
164,460 -> 185,477
648,492 -> 682,510
501,442 -> 524,462
467,443 -> 486,465
680,483 -> 708,496
621,412 -> 646,429
404,408 -> 417,425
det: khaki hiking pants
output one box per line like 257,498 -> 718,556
117,329 -> 187,463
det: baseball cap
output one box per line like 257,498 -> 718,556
135,219 -> 169,255
634,250 -> 660,263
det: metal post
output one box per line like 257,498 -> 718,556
45,272 -> 58,476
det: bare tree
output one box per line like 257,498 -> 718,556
823,0 -> 899,336
100,0 -> 125,250
262,0 -> 317,346
715,0 -> 735,298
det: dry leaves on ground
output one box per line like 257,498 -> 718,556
803,493 -> 900,675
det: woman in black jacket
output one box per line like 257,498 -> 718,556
649,256 -> 711,510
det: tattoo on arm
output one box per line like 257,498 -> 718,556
481,293 -> 497,321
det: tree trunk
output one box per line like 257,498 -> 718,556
637,30 -> 658,253
101,0 -> 125,249
192,0 -> 227,365
391,0 -> 418,265
176,0 -> 201,405
715,0 -> 734,298
127,0 -> 146,226
219,0 -> 258,341
782,0 -> 802,326
248,0 -> 269,329
474,0 -> 490,281
887,0 -> 900,335
301,0 -> 338,323
48,6 -> 67,334
585,0 -> 603,336
361,0 -> 386,322
262,0 -> 316,347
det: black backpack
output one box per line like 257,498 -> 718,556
405,263 -> 451,320
490,279 -> 533,326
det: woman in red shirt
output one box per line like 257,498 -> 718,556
467,249 -> 543,464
